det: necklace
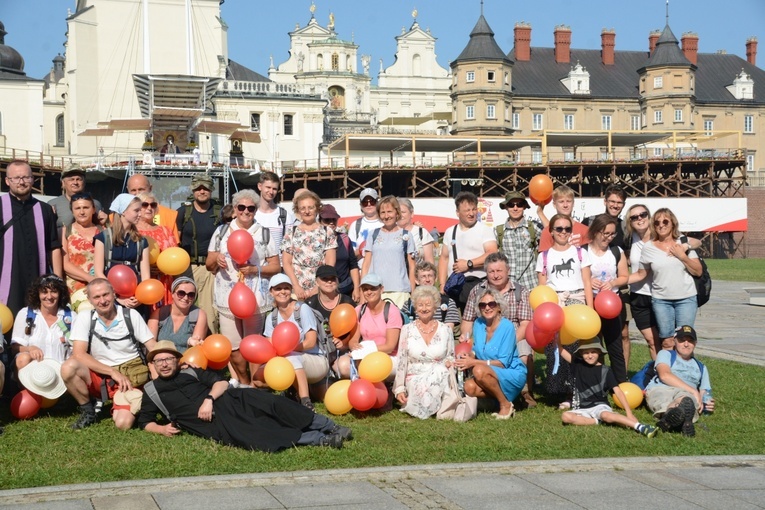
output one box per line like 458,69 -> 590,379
416,319 -> 437,335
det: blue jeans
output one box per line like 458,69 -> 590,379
652,296 -> 697,339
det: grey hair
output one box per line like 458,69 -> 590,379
411,285 -> 441,312
86,277 -> 114,297
475,287 -> 509,318
397,197 -> 414,213
231,189 -> 260,207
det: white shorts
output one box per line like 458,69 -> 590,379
567,403 -> 613,424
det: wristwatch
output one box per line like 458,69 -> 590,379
467,259 -> 474,270
205,395 -> 215,402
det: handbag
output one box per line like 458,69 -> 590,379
437,367 -> 477,422
443,225 -> 465,301
116,356 -> 150,388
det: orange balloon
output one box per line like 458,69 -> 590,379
156,247 -> 191,276
135,278 -> 165,305
528,174 -> 553,204
202,334 -> 233,363
207,358 -> 230,371
329,303 -> 357,337
40,396 -> 58,409
180,345 -> 208,369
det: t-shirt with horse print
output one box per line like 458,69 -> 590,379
535,245 -> 592,292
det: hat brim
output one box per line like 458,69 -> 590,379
147,347 -> 183,363
61,171 -> 86,180
17,359 -> 67,399
499,198 -> 530,209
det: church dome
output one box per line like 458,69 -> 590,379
0,20 -> 27,74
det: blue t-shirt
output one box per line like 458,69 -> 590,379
365,228 -> 416,292
264,302 -> 320,355
645,349 -> 711,392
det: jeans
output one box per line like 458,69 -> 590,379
652,296 -> 698,339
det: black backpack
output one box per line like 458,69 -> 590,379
680,236 -> 712,307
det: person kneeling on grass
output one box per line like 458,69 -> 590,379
557,337 -> 658,438
137,341 -> 352,451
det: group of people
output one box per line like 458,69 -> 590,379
0,160 -> 715,447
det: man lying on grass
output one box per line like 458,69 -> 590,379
137,341 -> 353,451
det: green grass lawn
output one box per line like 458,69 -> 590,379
2,347 -> 765,490
706,258 -> 765,283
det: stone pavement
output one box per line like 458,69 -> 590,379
1,279 -> 764,510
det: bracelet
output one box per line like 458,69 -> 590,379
486,359 -> 491,366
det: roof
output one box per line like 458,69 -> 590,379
226,59 -> 270,82
644,24 -> 693,69
452,15 -> 512,66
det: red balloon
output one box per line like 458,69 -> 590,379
239,334 -> 276,364
202,334 -> 233,363
271,321 -> 301,356
526,324 -> 554,353
228,282 -> 258,319
11,390 -> 42,420
107,265 -> 138,297
207,358 -> 229,370
533,302 -> 565,333
329,303 -> 358,337
227,230 -> 255,265
455,342 -> 472,358
372,381 -> 389,409
595,290 -> 623,320
348,379 -> 377,412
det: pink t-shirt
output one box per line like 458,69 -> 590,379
356,302 -> 403,354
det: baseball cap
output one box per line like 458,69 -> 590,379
674,325 -> 697,343
360,273 -> 383,287
61,164 -> 86,180
360,188 -> 379,202
315,265 -> 338,279
269,273 -> 293,289
191,174 -> 214,191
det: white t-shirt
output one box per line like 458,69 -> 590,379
638,240 -> 698,300
409,226 -> 435,264
70,308 -> 154,366
629,233 -> 653,296
442,222 -> 496,279
587,246 -> 624,295
348,216 -> 383,268
11,307 -> 77,363
255,206 -> 296,255
535,245 -> 592,292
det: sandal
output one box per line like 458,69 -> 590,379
492,406 -> 515,420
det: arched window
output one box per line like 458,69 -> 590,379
331,53 -> 339,71
412,54 -> 421,76
55,114 -> 65,146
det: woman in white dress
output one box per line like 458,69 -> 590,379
393,285 -> 454,419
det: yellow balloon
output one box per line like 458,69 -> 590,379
324,379 -> 353,415
263,356 -> 295,391
147,237 -> 161,265
562,304 -> 601,340
558,327 -> 578,346
613,382 -> 644,410
529,285 -> 559,310
156,247 -> 191,276
358,352 -> 393,383
0,303 -> 13,334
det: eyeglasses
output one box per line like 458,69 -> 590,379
552,226 -> 573,233
654,219 -> 671,227
507,202 -> 525,209
478,301 -> 498,310
152,357 -> 177,366
600,231 -> 616,238
361,198 -> 377,206
6,176 -> 34,183
141,201 -> 158,209
175,290 -> 196,299
236,204 -> 257,213
629,211 -> 649,222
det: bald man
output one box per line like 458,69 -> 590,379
126,174 -> 179,241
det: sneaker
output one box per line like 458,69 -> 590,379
94,400 -> 104,415
300,397 -> 315,412
228,378 -> 241,389
657,406 -> 685,432
329,424 -> 353,441
71,409 -> 98,430
318,433 -> 344,449
640,424 -> 659,438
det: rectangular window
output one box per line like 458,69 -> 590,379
654,76 -> 663,89
512,112 -> 520,129
532,148 -> 542,164
747,154 -> 755,172
505,106 -> 510,121
564,114 -> 574,131
532,113 -> 543,131
486,104 -> 496,119
487,71 -> 495,82
745,115 -> 754,133
283,114 -> 294,136
631,115 -> 640,130
601,115 -> 612,130
653,147 -> 663,157
250,113 -> 261,131
564,149 -> 575,162
704,119 -> 714,135
466,71 -> 475,83
654,110 -> 663,124
674,109 -> 683,122
466,105 -> 475,119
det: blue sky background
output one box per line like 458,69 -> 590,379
2,0 -> 764,81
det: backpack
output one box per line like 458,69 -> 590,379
87,306 -> 145,364
143,367 -> 199,421
277,206 -> 288,238
358,299 -> 411,326
180,200 -> 222,259
680,235 -> 712,307
495,219 -> 539,253
271,301 -> 333,356
630,350 -> 706,390
25,308 -> 73,342
213,224 -> 271,253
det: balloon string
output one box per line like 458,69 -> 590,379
237,270 -> 245,282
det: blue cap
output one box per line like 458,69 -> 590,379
110,193 -> 138,215
269,273 -> 293,289
360,273 -> 383,287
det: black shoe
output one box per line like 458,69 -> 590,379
681,420 -> 696,437
678,397 -> 697,437
319,433 -> 344,449
657,406 -> 685,432
71,409 -> 97,430
329,424 -> 353,441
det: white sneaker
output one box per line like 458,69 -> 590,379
228,378 -> 241,389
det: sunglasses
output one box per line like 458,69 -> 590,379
629,211 -> 649,222
675,337 -> 697,344
553,226 -> 573,233
141,201 -> 158,209
175,290 -> 196,299
507,202 -> 526,209
236,204 -> 257,213
361,198 -> 377,206
654,219 -> 671,227
478,301 -> 498,310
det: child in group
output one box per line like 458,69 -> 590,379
557,337 -> 658,438
537,185 -> 590,252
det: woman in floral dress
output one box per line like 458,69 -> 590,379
394,285 -> 454,419
136,191 -> 178,306
62,192 -> 102,312
281,190 -> 337,300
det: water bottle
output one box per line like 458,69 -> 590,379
702,390 -> 713,415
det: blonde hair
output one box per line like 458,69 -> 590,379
376,195 -> 401,220
112,196 -> 142,246
552,185 -> 575,201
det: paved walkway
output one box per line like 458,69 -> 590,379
1,279 -> 764,510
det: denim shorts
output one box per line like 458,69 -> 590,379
652,296 -> 698,339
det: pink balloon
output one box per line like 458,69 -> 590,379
533,302 -> 565,333
107,265 -> 138,297
594,290 -> 623,320
348,379 -> 377,412
227,230 -> 255,265
240,334 -> 276,364
525,324 -> 554,353
271,321 -> 301,356
372,382 -> 389,409
228,282 -> 258,319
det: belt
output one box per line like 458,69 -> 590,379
191,255 -> 207,265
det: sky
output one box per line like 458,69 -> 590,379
2,0 -> 764,81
